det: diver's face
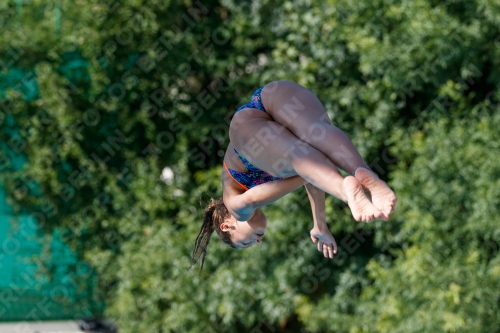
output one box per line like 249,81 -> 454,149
220,209 -> 267,249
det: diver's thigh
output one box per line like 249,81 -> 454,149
262,81 -> 332,138
229,114 -> 306,178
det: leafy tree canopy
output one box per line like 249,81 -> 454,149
1,0 -> 499,332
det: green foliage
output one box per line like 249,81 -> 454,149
1,0 -> 499,332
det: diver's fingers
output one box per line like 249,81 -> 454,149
328,244 -> 334,259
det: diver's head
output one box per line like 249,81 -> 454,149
190,198 -> 267,271
219,209 -> 267,249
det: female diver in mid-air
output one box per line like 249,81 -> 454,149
190,80 -> 397,270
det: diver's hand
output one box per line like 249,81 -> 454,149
310,227 -> 337,259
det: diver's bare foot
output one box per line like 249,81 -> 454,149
342,176 -> 383,222
354,167 -> 397,220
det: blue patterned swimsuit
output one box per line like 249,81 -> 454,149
235,86 -> 267,113
224,85 -> 283,190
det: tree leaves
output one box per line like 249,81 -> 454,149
1,0 -> 499,332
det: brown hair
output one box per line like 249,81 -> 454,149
189,198 -> 236,272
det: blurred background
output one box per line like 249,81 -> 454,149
1,0 -> 500,332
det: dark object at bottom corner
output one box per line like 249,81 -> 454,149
78,318 -> 118,333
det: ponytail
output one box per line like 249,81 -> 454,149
190,198 -> 235,273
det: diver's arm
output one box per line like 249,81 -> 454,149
305,183 -> 337,258
305,183 -> 327,231
225,176 -> 307,220
242,176 -> 307,209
